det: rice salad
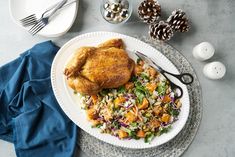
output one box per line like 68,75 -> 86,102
79,58 -> 182,143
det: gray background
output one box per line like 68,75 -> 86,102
0,0 -> 235,157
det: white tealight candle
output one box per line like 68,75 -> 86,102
203,61 -> 226,79
192,42 -> 215,61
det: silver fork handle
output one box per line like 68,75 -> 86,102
45,0 -> 68,18
42,0 -> 76,17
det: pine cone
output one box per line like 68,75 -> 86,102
138,0 -> 161,24
149,21 -> 174,41
167,9 -> 190,32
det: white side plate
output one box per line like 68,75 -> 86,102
9,0 -> 78,37
51,31 -> 190,149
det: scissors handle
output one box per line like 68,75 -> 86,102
163,71 -> 194,85
170,81 -> 183,99
161,73 -> 183,99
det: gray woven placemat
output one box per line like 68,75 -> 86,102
77,36 -> 202,157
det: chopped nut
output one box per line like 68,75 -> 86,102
103,108 -> 112,121
134,65 -> 143,76
176,101 -> 182,109
144,128 -> 150,132
175,99 -> 180,104
91,120 -> 100,126
154,102 -> 162,106
150,119 -> 161,128
125,82 -> 134,90
91,95 -> 98,104
147,67 -> 158,78
166,88 -> 170,94
153,105 -> 163,116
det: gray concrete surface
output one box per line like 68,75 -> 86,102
0,0 -> 235,157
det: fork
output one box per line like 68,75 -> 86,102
20,0 -> 75,27
28,0 -> 68,35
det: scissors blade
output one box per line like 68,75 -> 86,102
135,51 -> 162,72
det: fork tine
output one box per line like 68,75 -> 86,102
136,51 -> 147,57
29,21 -> 43,32
21,18 -> 36,23
135,52 -> 145,60
29,21 -> 45,35
28,23 -> 42,35
135,51 -> 151,65
20,14 -> 35,21
31,24 -> 45,35
20,14 -> 37,26
21,19 -> 37,27
135,53 -> 141,59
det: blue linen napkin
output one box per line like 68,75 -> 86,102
0,41 -> 77,157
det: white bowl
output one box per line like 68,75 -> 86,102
9,0 -> 78,37
51,31 -> 190,149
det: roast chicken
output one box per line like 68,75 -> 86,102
64,39 -> 135,95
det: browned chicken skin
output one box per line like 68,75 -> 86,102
64,39 -> 135,95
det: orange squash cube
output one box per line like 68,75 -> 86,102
146,83 -> 157,93
138,98 -> 149,110
86,108 -> 97,120
114,96 -> 126,108
162,95 -> 171,103
161,114 -> 171,123
125,111 -> 137,123
137,130 -> 145,138
118,130 -> 128,139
